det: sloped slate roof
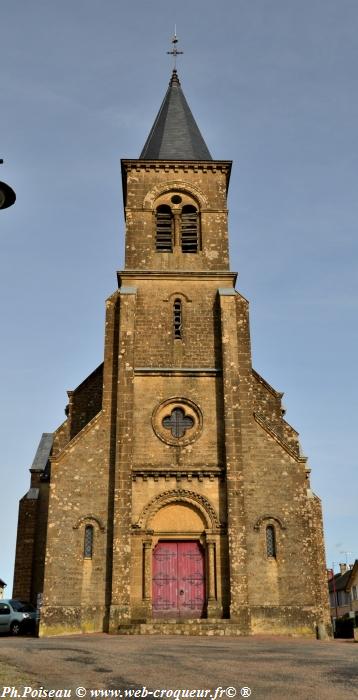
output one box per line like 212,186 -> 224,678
328,562 -> 358,592
140,70 -> 212,161
31,432 -> 53,471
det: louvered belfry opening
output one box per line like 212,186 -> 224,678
181,205 -> 199,252
156,204 -> 173,252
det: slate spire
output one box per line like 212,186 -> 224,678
140,69 -> 212,160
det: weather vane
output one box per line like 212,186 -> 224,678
167,27 -> 183,69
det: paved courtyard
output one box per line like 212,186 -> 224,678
0,634 -> 356,700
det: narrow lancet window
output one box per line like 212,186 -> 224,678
173,299 -> 182,339
156,205 -> 173,252
181,205 -> 199,252
84,524 -> 94,558
266,525 -> 276,558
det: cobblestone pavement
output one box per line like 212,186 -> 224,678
0,635 -> 357,700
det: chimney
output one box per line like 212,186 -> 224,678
339,563 -> 348,575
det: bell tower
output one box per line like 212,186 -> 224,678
110,66 -> 239,627
122,69 -> 231,273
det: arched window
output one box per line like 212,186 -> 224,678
181,205 -> 199,253
173,299 -> 182,339
156,205 -> 173,252
84,524 -> 94,558
266,525 -> 276,558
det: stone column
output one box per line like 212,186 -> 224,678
173,212 -> 180,249
207,541 -> 216,599
143,539 -> 153,611
206,539 -> 218,618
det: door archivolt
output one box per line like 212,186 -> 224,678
139,492 -> 222,619
135,488 -> 221,532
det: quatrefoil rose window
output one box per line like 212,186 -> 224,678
152,398 -> 202,446
162,407 -> 194,438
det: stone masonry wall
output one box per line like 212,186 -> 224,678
68,364 -> 103,439
132,374 -> 224,469
12,492 -> 38,602
122,161 -> 231,272
252,370 -> 300,455
40,413 -> 109,635
31,478 -> 50,605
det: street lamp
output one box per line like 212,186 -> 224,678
0,159 -> 16,210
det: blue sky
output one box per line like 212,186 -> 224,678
1,0 -> 357,592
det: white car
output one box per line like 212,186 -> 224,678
0,599 -> 37,635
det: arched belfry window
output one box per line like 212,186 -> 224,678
84,524 -> 94,559
266,525 -> 276,558
181,205 -> 199,253
156,205 -> 173,252
173,298 -> 182,339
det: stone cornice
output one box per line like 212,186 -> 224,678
132,469 -> 225,483
122,159 -> 232,174
134,367 -> 221,376
282,418 -> 299,437
52,411 -> 103,465
252,369 -> 283,398
254,412 -> 307,463
133,464 -> 224,471
121,159 -> 232,207
118,270 -> 237,285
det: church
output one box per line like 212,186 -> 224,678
13,60 -> 331,637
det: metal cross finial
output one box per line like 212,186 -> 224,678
167,28 -> 183,69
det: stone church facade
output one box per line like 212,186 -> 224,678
13,69 -> 331,637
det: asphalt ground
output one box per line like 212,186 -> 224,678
0,634 -> 357,700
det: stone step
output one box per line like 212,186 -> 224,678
117,620 -> 246,636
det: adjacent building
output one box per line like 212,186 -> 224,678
328,562 -> 358,619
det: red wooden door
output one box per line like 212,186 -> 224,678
152,542 -> 177,616
152,541 -> 205,618
177,541 -> 205,616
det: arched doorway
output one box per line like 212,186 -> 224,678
152,540 -> 205,618
150,502 -> 206,619
137,491 -> 223,620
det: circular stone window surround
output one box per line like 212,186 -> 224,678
152,397 -> 203,446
